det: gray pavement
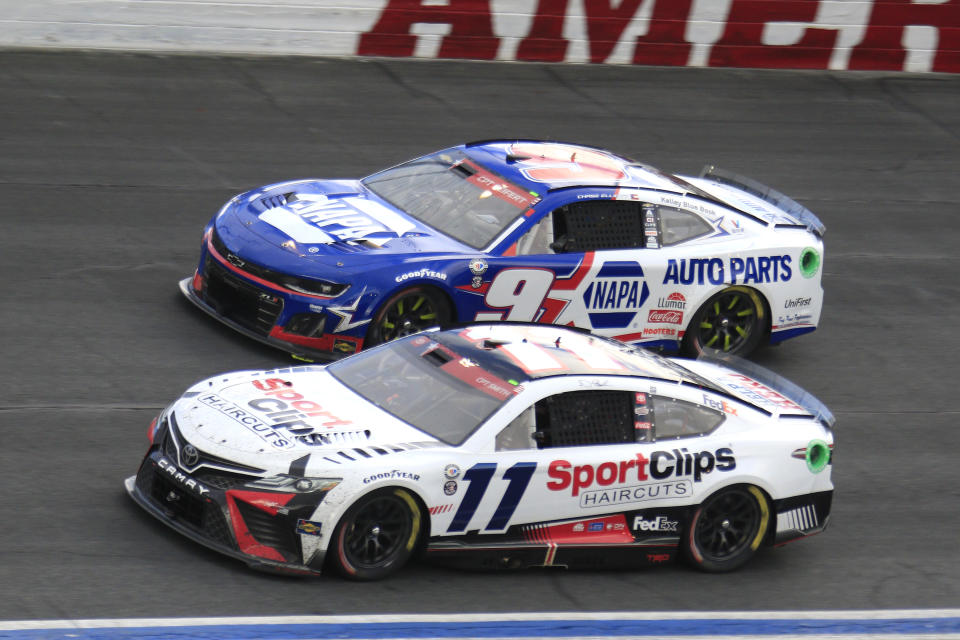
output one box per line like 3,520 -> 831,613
1,50 -> 958,619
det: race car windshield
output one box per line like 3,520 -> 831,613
362,150 -> 536,249
328,333 -> 528,445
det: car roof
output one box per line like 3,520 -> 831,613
429,324 -> 703,385
461,139 -> 697,196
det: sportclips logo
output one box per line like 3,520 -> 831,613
547,448 -> 736,508
248,378 -> 353,433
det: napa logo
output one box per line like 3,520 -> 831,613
582,261 -> 649,330
259,194 -> 414,244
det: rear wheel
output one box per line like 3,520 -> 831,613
682,286 -> 765,357
684,485 -> 770,572
366,287 -> 450,346
329,488 -> 422,581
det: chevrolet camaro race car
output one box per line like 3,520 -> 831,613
126,324 -> 834,580
180,140 -> 825,361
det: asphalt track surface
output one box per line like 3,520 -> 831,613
1,50 -> 958,621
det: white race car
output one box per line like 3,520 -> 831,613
126,324 -> 834,580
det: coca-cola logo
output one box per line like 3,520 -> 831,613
648,309 -> 683,324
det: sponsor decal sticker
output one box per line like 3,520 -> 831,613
702,394 -> 739,415
648,309 -> 683,324
657,292 -> 687,310
362,470 -> 422,484
395,268 -> 447,284
784,296 -> 812,309
296,519 -> 323,536
663,255 -> 791,285
333,338 -> 358,354
199,393 -> 294,449
444,464 -> 461,480
248,378 -> 353,433
547,448 -> 736,499
633,515 -> 679,532
444,480 -> 458,496
723,374 -> 804,411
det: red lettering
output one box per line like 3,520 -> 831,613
709,0 -> 838,70
584,0 -> 646,63
635,452 -> 649,481
519,0 -> 695,66
290,400 -> 320,412
596,462 -> 618,485
632,0 -> 694,66
517,0 -> 570,62
572,464 -> 594,496
547,459 -> 572,491
358,0 -> 499,59
252,378 -> 288,391
849,0 -> 960,72
617,458 -> 636,483
266,389 -> 305,401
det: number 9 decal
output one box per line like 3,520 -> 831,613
479,268 -> 554,322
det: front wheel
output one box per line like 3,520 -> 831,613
684,485 -> 770,572
682,286 -> 765,357
328,488 -> 422,580
365,286 -> 450,346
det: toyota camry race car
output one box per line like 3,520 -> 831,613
126,324 -> 834,580
180,140 -> 825,361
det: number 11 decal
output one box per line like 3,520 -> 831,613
446,462 -> 537,532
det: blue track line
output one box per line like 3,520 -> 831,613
3,614 -> 960,639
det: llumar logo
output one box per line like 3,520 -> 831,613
547,448 -> 736,497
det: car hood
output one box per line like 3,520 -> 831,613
171,367 -> 444,473
218,179 -> 470,264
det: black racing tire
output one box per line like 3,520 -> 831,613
682,286 -> 766,357
328,487 -> 422,581
365,286 -> 451,347
684,485 -> 770,572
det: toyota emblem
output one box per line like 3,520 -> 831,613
182,444 -> 200,467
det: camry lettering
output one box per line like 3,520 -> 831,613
158,458 -> 210,496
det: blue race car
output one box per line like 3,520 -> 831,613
181,140 -> 825,361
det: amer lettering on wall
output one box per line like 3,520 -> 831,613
358,0 -> 960,73
9,2 -> 958,73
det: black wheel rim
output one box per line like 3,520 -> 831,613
695,290 -> 758,353
377,293 -> 439,342
694,489 -> 761,562
343,495 -> 412,569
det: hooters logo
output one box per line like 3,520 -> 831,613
648,309 -> 683,324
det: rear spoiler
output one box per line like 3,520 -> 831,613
700,166 -> 826,237
698,352 -> 835,428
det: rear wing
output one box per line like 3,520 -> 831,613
700,165 -> 826,237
